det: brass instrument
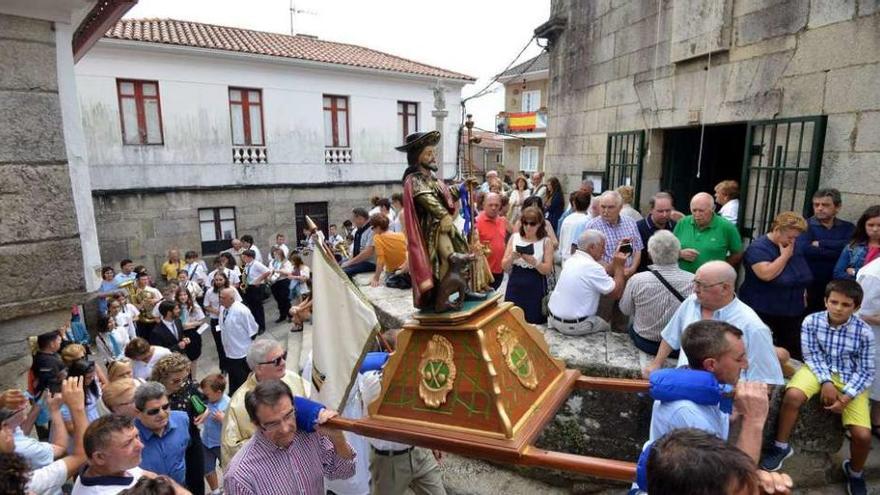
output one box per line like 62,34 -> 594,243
118,279 -> 137,301
133,284 -> 158,323
333,236 -> 352,261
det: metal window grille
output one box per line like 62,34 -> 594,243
604,130 -> 644,200
739,116 -> 826,240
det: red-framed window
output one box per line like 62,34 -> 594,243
323,95 -> 350,148
116,79 -> 164,145
397,101 -> 418,141
229,88 -> 265,146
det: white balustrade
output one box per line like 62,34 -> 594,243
232,145 -> 268,164
324,147 -> 352,164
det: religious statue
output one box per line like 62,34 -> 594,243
432,81 -> 446,112
398,131 -> 478,311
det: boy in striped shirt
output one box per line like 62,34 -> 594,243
760,279 -> 874,495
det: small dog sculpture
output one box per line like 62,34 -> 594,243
433,252 -> 473,313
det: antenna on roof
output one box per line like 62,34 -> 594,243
289,0 -> 317,36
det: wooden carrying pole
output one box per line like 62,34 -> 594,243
325,376 -> 650,482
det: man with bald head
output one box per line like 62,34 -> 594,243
643,261 -> 784,385
673,192 -> 743,273
476,192 -> 508,289
219,287 -> 259,394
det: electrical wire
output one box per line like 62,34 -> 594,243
462,34 -> 538,104
696,49 -> 712,179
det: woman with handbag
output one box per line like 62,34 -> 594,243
501,206 -> 554,324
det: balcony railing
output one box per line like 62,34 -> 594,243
496,110 -> 548,135
232,145 -> 268,164
324,147 -> 352,164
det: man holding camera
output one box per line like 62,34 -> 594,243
547,230 -> 627,335
584,191 -> 642,331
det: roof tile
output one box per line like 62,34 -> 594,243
106,19 -> 475,81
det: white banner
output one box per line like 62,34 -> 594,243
309,231 -> 380,411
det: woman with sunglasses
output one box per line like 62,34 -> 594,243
502,206 -> 555,324
60,359 -> 102,437
150,353 -> 207,495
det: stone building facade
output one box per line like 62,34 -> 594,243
78,19 -> 473,276
540,0 -> 880,235
0,1 -> 130,388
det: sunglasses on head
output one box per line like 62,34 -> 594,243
258,351 -> 287,367
145,403 -> 171,416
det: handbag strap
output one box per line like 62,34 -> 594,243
648,268 -> 685,302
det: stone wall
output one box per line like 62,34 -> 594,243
0,14 -> 86,388
93,183 -> 400,278
357,277 -> 848,490
544,0 -> 880,217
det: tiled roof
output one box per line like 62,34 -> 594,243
496,52 -> 549,79
105,19 -> 475,81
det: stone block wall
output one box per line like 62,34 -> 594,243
93,183 -> 399,278
0,14 -> 86,389
544,0 -> 880,217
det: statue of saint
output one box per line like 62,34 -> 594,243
432,81 -> 446,112
398,131 -> 474,310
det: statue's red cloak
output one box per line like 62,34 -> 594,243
402,171 -> 456,309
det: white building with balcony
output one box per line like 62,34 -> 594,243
495,52 -> 549,173
76,18 -> 473,273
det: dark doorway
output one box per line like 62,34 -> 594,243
661,124 -> 747,213
294,202 -> 328,247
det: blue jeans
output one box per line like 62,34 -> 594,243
343,261 -> 376,278
628,325 -> 679,359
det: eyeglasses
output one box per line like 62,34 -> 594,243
144,403 -> 171,416
259,408 -> 295,432
258,352 -> 287,367
522,221 -> 540,227
693,280 -> 725,290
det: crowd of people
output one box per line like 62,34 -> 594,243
3,162 -> 880,495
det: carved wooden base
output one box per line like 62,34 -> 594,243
329,295 -> 649,481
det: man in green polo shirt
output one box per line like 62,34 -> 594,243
674,192 -> 743,273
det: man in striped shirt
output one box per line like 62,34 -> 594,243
761,280 -> 874,495
224,380 -> 355,495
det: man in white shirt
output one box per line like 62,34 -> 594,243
547,230 -> 627,336
360,330 -> 445,495
183,251 -> 209,288
557,191 -> 592,263
219,288 -> 259,394
643,261 -> 784,386
272,233 -> 291,259
241,249 -> 271,335
221,239 -> 245,266
240,235 -> 263,264
72,415 -> 187,494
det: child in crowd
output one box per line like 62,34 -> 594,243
199,373 -> 230,495
760,279 -> 874,495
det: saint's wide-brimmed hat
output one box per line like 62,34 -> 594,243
395,131 -> 441,152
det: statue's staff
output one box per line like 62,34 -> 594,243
463,114 -> 494,293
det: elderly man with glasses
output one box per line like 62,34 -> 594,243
642,261 -> 785,385
224,380 -> 355,495
221,337 -> 331,467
